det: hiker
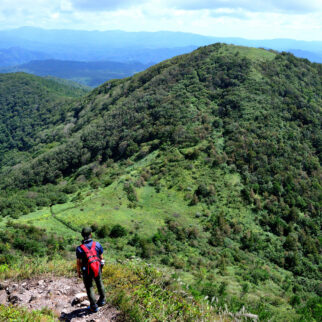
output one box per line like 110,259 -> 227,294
76,227 -> 106,312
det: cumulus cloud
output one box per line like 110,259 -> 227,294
167,0 -> 321,14
70,0 -> 147,11
209,9 -> 250,20
0,0 -> 60,11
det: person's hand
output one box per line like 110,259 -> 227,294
101,260 -> 105,267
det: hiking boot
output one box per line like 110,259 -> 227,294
88,305 -> 99,313
97,299 -> 106,307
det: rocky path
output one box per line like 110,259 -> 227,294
0,276 -> 124,321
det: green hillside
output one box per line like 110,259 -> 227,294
0,44 -> 321,321
0,73 -> 89,167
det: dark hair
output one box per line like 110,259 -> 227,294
81,227 -> 92,238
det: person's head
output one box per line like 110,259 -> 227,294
81,227 -> 92,239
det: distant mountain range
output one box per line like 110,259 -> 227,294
0,59 -> 151,87
0,47 -> 51,67
1,27 -> 321,64
0,27 -> 321,87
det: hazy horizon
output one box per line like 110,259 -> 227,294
0,1 -> 321,41
1,26 -> 321,43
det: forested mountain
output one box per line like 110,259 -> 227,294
1,59 -> 151,87
0,44 -> 321,320
0,73 -> 89,168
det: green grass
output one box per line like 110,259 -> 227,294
0,305 -> 56,322
15,147 -> 256,239
219,45 -> 276,61
14,208 -> 78,239
19,163 -> 203,238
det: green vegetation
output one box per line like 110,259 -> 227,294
0,73 -> 88,168
102,261 -> 221,321
0,44 -> 321,320
0,221 -> 68,266
0,305 -> 55,321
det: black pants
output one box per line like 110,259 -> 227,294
82,270 -> 105,308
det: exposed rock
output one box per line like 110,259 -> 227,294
6,284 -> 18,295
72,292 -> 88,306
29,295 -> 37,302
1,277 -> 123,321
8,292 -> 22,304
0,290 -> 7,305
80,300 -> 90,307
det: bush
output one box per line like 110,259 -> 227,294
201,283 -> 217,298
242,282 -> 249,294
297,296 -> 322,320
290,295 -> 301,307
91,223 -> 99,233
97,224 -> 110,238
110,224 -> 127,238
249,268 -> 270,285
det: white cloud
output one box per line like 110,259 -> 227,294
0,0 -> 320,40
166,0 -> 321,14
69,0 -> 147,11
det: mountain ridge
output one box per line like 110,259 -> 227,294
0,43 -> 321,321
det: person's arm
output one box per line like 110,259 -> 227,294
98,243 -> 105,266
77,258 -> 82,278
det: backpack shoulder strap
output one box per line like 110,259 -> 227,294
91,241 -> 96,251
80,244 -> 89,253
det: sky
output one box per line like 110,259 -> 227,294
0,0 -> 321,40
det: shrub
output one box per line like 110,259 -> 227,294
242,282 -> 249,294
90,223 -> 99,233
290,295 -> 301,307
97,224 -> 110,238
110,224 -> 127,238
297,296 -> 322,320
218,281 -> 228,296
124,182 -> 138,202
140,240 -> 155,259
201,282 -> 217,298
172,255 -> 185,269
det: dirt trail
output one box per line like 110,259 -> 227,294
0,276 -> 124,321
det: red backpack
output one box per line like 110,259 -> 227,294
80,241 -> 101,278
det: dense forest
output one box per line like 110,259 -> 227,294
0,73 -> 88,166
0,44 -> 321,320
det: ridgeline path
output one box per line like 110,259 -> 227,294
50,205 -> 79,233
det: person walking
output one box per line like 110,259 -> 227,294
76,227 -> 106,312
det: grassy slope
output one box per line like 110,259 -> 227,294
7,148 -> 302,320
